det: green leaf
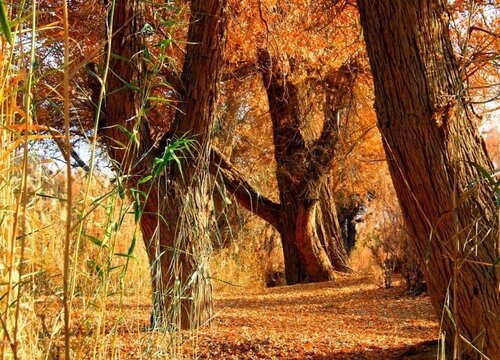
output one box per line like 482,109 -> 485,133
127,234 -> 137,256
87,259 -> 104,278
467,161 -> 497,186
0,2 -> 13,46
144,46 -> 151,60
160,19 -> 176,27
115,125 -> 134,139
114,252 -> 137,260
138,175 -> 153,185
147,96 -> 172,103
443,302 -> 456,328
109,265 -> 124,272
153,136 -> 195,178
130,189 -> 143,224
35,193 -> 67,201
170,149 -> 184,179
84,233 -> 106,248
114,176 -> 126,199
123,80 -> 141,92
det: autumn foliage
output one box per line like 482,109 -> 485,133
0,0 -> 498,359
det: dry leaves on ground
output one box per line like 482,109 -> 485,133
38,275 -> 439,359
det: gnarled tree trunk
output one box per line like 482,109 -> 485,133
319,179 -> 351,271
259,50 -> 353,283
210,51 -> 355,284
104,0 -> 228,329
358,1 -> 499,357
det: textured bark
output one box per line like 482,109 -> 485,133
210,144 -> 350,283
319,179 -> 350,272
105,0 -> 228,329
358,1 -> 499,357
255,50 -> 354,284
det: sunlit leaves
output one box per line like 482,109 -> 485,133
153,136 -> 195,179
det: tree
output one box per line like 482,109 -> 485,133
103,0 -> 228,329
211,51 -> 358,283
357,0 -> 499,357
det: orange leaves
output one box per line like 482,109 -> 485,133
32,275 -> 439,358
183,276 -> 439,359
226,0 -> 362,75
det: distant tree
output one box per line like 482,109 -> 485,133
358,0 -> 499,357
211,51 -> 358,283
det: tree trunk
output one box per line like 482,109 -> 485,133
277,180 -> 350,283
279,191 -> 335,283
258,50 -> 356,283
358,1 -> 499,357
210,148 -> 350,284
318,179 -> 350,272
104,0 -> 228,330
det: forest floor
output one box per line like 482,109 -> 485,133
46,274 -> 440,359
193,275 -> 440,359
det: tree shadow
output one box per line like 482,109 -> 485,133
217,280 -> 433,324
313,340 -> 439,359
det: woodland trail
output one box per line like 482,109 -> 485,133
57,275 -> 439,359
196,275 -> 439,359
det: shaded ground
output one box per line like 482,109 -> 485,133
39,275 -> 439,359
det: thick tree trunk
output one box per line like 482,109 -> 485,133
257,50 -> 356,283
210,52 -> 356,284
278,182 -> 350,282
279,194 -> 335,283
210,149 -> 349,283
104,0 -> 228,330
358,1 -> 499,357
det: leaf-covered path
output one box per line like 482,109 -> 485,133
190,275 -> 439,359
58,275 -> 439,359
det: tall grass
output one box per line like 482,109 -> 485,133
0,2 -> 156,358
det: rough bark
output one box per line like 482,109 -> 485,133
210,150 -> 351,283
319,179 -> 350,272
254,50 -> 354,283
358,1 -> 499,357
104,0 -> 228,329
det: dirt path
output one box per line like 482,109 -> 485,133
194,275 -> 439,359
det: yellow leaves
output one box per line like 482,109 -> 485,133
0,124 -> 61,176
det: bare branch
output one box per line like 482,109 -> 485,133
210,147 -> 281,230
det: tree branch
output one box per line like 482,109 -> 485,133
221,62 -> 257,82
309,61 -> 360,176
257,48 -> 307,158
210,147 -> 281,230
47,126 -> 91,172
